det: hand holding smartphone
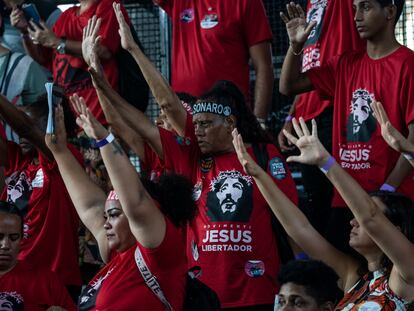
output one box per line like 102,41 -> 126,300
21,3 -> 41,25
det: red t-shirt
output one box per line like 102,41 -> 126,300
294,0 -> 365,120
155,0 -> 272,100
159,120 -> 298,308
52,0 -> 128,124
307,47 -> 414,207
0,124 -> 5,140
1,142 -> 81,286
0,260 -> 76,311
141,143 -> 166,181
78,218 -> 187,311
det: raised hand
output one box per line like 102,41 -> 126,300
82,16 -> 102,66
371,100 -> 414,155
70,94 -> 108,140
10,6 -> 28,32
27,21 -> 59,47
280,2 -> 316,51
283,117 -> 330,166
45,105 -> 68,154
232,129 -> 262,177
113,2 -> 136,52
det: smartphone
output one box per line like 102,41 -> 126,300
21,3 -> 41,25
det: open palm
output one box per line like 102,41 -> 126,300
280,3 -> 316,46
70,94 -> 108,140
82,16 -> 101,66
283,118 -> 330,166
113,2 -> 136,52
371,101 -> 414,154
232,129 -> 262,177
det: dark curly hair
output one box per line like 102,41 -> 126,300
277,259 -> 343,306
196,80 -> 273,144
141,173 -> 198,227
369,191 -> 414,269
176,92 -> 197,107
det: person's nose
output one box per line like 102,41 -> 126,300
350,218 -> 359,227
0,237 -> 11,250
354,8 -> 363,22
104,219 -> 111,229
194,124 -> 205,137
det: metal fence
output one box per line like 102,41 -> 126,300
57,0 -> 414,124
396,0 -> 414,49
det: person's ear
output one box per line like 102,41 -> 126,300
319,301 -> 335,311
385,5 -> 396,21
224,116 -> 236,131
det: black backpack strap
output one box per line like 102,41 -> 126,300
252,143 -> 294,264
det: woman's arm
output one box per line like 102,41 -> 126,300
284,117 -> 414,287
45,106 -> 110,261
113,3 -> 187,136
80,16 -> 162,158
232,128 -> 358,290
71,96 -> 167,249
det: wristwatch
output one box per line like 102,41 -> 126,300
56,38 -> 66,54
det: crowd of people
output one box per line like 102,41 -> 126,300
0,0 -> 413,310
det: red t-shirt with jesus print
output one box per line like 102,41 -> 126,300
307,46 -> 414,207
294,0 -> 365,121
1,142 -> 81,286
0,260 -> 76,311
159,121 -> 298,308
52,0 -> 128,124
78,218 -> 187,311
155,0 -> 272,100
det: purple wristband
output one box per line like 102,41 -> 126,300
380,183 -> 396,192
319,156 -> 336,174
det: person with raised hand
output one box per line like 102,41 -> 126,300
79,16 -> 155,164
91,7 -> 298,308
112,2 -> 188,137
279,0 -> 414,257
82,9 -> 189,179
233,117 -> 414,309
46,99 -> 196,310
0,93 -> 81,299
371,100 -> 414,168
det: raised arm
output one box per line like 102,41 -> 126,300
89,67 -> 162,159
284,118 -> 414,290
72,96 -> 167,248
45,105 -> 110,261
113,3 -> 187,136
0,95 -> 52,160
232,128 -> 358,290
79,16 -> 162,158
279,3 -> 315,96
